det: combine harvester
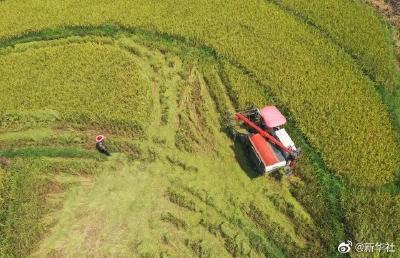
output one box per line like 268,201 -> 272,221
228,106 -> 301,176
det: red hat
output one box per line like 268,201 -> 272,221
96,135 -> 105,143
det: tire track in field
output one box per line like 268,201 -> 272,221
0,26 -> 347,256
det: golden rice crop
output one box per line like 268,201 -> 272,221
343,189 -> 400,247
274,0 -> 399,90
0,40 -> 152,132
223,62 -> 274,109
0,0 -> 398,186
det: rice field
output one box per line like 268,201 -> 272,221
0,0 -> 398,187
0,35 -> 329,257
0,38 -> 152,133
0,1 -> 399,257
269,0 -> 399,90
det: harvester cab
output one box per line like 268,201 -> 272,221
227,105 -> 300,176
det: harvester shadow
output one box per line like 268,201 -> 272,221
230,141 -> 258,179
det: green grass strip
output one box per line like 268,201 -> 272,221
0,147 -> 102,159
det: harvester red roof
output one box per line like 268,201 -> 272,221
260,106 -> 286,128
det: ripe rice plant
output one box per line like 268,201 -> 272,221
343,189 -> 400,248
222,62 -> 274,109
0,1 -> 399,257
270,0 -> 399,90
0,40 -> 152,133
0,0 -> 398,185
